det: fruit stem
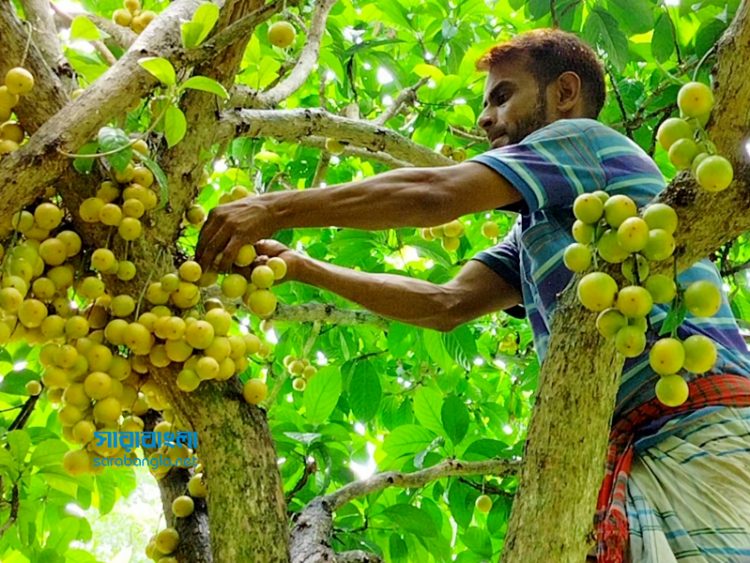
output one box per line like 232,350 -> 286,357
135,246 -> 163,318
302,321 -> 321,358
20,20 -> 33,67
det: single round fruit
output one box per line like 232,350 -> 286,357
655,374 -> 689,407
177,369 -> 201,392
614,326 -> 647,358
267,257 -> 287,280
34,203 -> 62,230
118,217 -> 142,240
644,274 -> 677,304
677,81 -> 714,118
668,138 -> 700,170
481,221 -> 500,238
596,308 -> 628,339
188,474 -> 208,498
682,334 -> 717,373
179,261 -> 202,282
251,266 -> 275,289
222,273 -> 248,298
442,236 -> 460,252
691,152 -> 710,176
5,67 -> 34,95
325,138 -> 345,154
573,193 -> 604,224
268,21 -> 296,48
603,195 -> 637,228
642,204 -> 678,234
616,217 -> 649,252
91,248 -> 116,272
616,286 -> 653,319
577,272 -> 618,312
155,528 -> 179,555
656,118 -> 692,151
243,379 -> 268,405
172,495 -> 195,518
292,377 -> 306,391
572,220 -> 595,244
475,494 -> 493,514
684,280 -> 721,317
246,289 -> 277,317
563,243 -> 591,273
25,380 -> 42,396
596,229 -> 630,264
641,229 -> 675,262
63,450 -> 89,476
695,155 -> 733,192
649,337 -> 685,375
234,245 -> 257,267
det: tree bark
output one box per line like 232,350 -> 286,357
503,1 -> 750,561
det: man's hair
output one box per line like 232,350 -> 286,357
476,29 -> 606,119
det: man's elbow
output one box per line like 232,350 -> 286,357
424,312 -> 464,333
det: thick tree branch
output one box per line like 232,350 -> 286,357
290,458 -> 519,563
218,108 -> 453,167
255,0 -> 337,107
272,303 -> 388,329
336,550 -> 383,563
300,135 -> 412,168
20,0 -> 75,88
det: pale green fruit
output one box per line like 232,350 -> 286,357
597,229 -> 630,264
615,286 -> 654,319
644,274 -> 677,304
642,229 -> 675,262
615,326 -> 647,358
649,337 -> 685,375
573,193 -> 604,224
684,280 -> 721,317
577,272 -> 618,312
616,217 -> 649,253
655,374 -> 689,407
603,195 -> 637,228
596,308 -> 627,339
563,243 -> 592,273
682,334 -> 717,373
642,203 -> 678,234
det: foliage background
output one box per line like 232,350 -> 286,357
1,0 -> 749,561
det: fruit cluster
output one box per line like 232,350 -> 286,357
439,144 -> 467,162
113,0 -> 157,34
656,81 -> 733,192
282,355 -> 318,392
420,219 -> 465,252
566,192 -> 721,406
0,67 -> 34,155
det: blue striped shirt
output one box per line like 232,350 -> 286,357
469,118 -> 750,417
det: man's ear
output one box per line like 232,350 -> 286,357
554,71 -> 582,114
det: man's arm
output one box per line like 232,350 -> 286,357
197,162 -> 521,272
254,241 -> 523,332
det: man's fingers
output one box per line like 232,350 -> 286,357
217,238 -> 243,273
195,210 -> 221,262
198,223 -> 231,272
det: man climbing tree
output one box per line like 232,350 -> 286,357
198,29 -> 750,561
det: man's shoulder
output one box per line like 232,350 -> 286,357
527,118 -> 623,143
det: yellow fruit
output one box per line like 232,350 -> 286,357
34,203 -> 62,230
616,217 -> 649,253
113,8 -> 132,26
596,229 -> 630,264
117,260 -> 137,281
244,333 -> 261,354
603,195 -> 637,228
577,272 -> 618,312
267,257 -> 287,280
0,139 -> 18,154
596,308 -> 628,339
475,494 -> 493,514
655,374 -> 689,407
63,450 -> 89,476
442,236 -> 460,252
250,266 -> 275,289
185,320 -> 215,349
325,138 -> 345,154
481,221 -> 500,239
78,276 -> 105,300
243,379 -> 268,404
562,243 -> 591,273
99,203 -> 122,226
668,138 -> 700,170
649,337 -> 685,375
155,528 -> 179,555
292,377 -> 306,391
642,203 -> 678,234
57,230 -> 82,257
573,193 -> 604,224
172,495 -> 195,518
0,121 -> 24,143
677,81 -> 714,118
93,396 -> 122,422
84,371 -> 113,400
222,273 -> 248,299
443,220 -> 464,238
132,166 -> 153,188
5,67 -> 34,95
25,380 -> 42,396
644,274 -> 676,304
123,322 -> 153,354
110,295 -> 135,318
18,298 -> 48,328
682,334 -> 717,373
684,280 -> 721,317
0,86 -> 20,110
204,308 -> 232,336
614,325 -> 647,358
642,229 -> 675,262
79,197 -> 105,223
695,155 -> 733,192
179,261 -> 202,282
118,217 -> 142,240
91,248 -> 116,272
656,118 -> 692,151
188,474 -> 208,498
195,356 -> 220,380
615,286 -> 653,319
186,205 -> 206,226
177,368 -> 201,392
268,21 -> 296,48
39,238 -> 67,266
246,289 -> 277,317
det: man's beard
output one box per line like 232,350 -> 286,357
508,92 -> 548,145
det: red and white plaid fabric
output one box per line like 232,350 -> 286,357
595,373 -> 750,562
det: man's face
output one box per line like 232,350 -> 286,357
477,57 -> 551,149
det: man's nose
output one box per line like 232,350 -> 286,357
478,111 -> 493,132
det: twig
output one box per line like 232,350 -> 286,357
448,125 -> 486,143
0,485 -> 19,537
664,6 -> 683,66
285,456 -> 317,503
9,395 -> 39,431
374,77 -> 429,125
606,66 -> 633,140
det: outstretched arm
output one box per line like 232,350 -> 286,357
196,162 -> 521,272
253,240 -> 522,332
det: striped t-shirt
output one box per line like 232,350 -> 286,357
469,118 -> 750,419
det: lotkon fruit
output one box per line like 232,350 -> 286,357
268,21 -> 296,48
649,337 -> 685,375
475,494 -> 493,513
655,374 -> 689,407
684,280 -> 721,317
677,81 -> 714,118
682,334 -> 717,373
577,272 -> 618,312
243,379 -> 268,405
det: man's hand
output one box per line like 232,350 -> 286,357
196,196 -> 278,273
242,240 -> 302,283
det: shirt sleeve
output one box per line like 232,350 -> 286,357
469,120 -> 607,215
472,218 -> 525,319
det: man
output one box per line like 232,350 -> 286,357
198,29 -> 750,562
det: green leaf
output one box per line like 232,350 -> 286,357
180,76 -> 229,99
303,366 -> 342,424
95,471 -> 117,515
389,534 -> 409,561
659,300 -> 687,336
7,429 -> 31,464
164,105 -> 188,148
527,0 -> 550,19
441,395 -> 470,445
72,141 -> 98,174
65,47 -> 108,83
442,326 -> 478,371
606,0 -> 654,35
584,8 -> 630,72
0,448 -> 16,472
138,57 -> 176,86
462,438 -> 511,460
97,126 -> 132,172
383,425 -> 436,460
134,153 -> 169,210
70,16 -> 101,41
448,479 -> 476,529
462,526 -> 493,558
181,3 -> 220,48
348,362 -> 382,422
30,439 -> 67,468
652,13 -> 675,63
413,387 -> 445,436
0,368 -> 41,395
381,504 -> 438,537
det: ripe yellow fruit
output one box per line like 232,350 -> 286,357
325,138 -> 345,154
177,368 -> 201,392
91,248 -> 116,272
250,266 -> 275,289
118,217 -> 142,240
443,220 -> 464,238
63,450 -> 89,476
644,274 -> 676,304
185,320 -> 215,349
243,379 -> 268,404
99,203 -> 122,226
475,494 -> 493,513
268,21 -> 296,48
123,322 -> 153,355
57,230 -> 82,257
117,260 -> 137,281
442,236 -> 460,252
93,396 -> 122,422
668,138 -> 700,170
677,81 -> 714,118
267,257 -> 287,280
188,473 -> 208,498
84,371 -> 113,400
179,261 -> 202,283
172,495 -> 195,518
0,86 -> 20,110
122,198 -> 145,219
246,289 -> 277,317
656,118 -> 692,151
132,166 -> 154,188
79,197 -> 105,223
682,334 -> 717,373
596,230 -> 630,264
5,67 -> 34,95
615,286 -> 653,319
684,280 -> 721,317
577,272 -> 618,312
573,193 -> 604,224
39,238 -> 67,266
481,221 -> 500,239
34,203 -> 62,230
113,8 -> 132,26
649,338 -> 685,375
695,155 -> 733,192
196,356 -> 220,380
186,204 -> 207,226
0,139 -> 19,154
18,298 -> 48,328
155,528 -> 179,555
642,204 -> 678,234
204,308 -> 232,336
603,195 -> 637,228
222,273 -> 248,298
616,217 -> 649,253
0,121 -> 24,143
655,374 -> 689,407
78,276 -> 105,300
562,243 -> 591,273
614,325 -> 647,358
25,380 -> 42,396
642,229 -> 675,262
